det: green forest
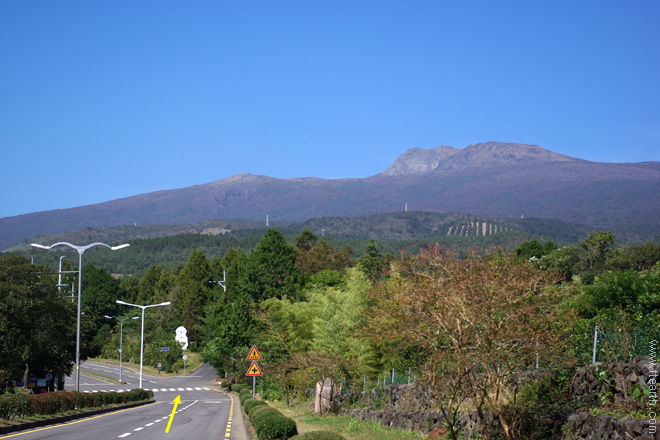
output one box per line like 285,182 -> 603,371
2,228 -> 660,439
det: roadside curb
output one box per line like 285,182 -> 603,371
0,399 -> 156,435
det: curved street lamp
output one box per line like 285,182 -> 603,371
115,300 -> 171,388
104,315 -> 139,382
31,241 -> 129,391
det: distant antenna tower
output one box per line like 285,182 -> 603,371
266,215 -> 269,227
405,203 -> 408,212
321,229 -> 326,237
521,214 -> 524,219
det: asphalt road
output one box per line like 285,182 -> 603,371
0,362 -> 248,440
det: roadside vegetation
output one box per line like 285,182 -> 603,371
2,225 -> 660,438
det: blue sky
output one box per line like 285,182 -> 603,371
1,1 -> 659,219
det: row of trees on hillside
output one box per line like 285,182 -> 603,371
2,227 -> 660,439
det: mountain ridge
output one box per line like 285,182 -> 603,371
2,142 -> 659,251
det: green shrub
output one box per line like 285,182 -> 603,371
69,391 -> 86,408
231,384 -> 248,393
248,405 -> 279,423
243,398 -> 267,414
241,394 -> 254,406
220,381 -> 229,389
0,389 -> 153,420
291,432 -> 346,440
0,393 -> 32,419
252,411 -> 297,440
125,388 -> 151,403
81,392 -> 98,408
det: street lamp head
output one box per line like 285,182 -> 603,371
116,300 -> 128,305
132,316 -> 140,320
159,302 -> 171,307
111,244 -> 130,251
31,243 -> 51,250
104,315 -> 114,319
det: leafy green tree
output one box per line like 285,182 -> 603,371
173,250 -> 212,346
515,239 -> 557,260
578,231 -> 616,283
201,290 -> 255,371
294,230 -> 353,279
358,239 -> 386,282
81,264 -> 122,359
240,229 -> 300,302
0,256 -> 76,388
119,276 -> 139,304
257,268 -> 378,399
137,265 -> 166,304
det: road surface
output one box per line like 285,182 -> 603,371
0,361 -> 247,440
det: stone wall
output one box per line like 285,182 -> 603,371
571,357 -> 655,409
336,357 -> 658,439
561,412 -> 658,440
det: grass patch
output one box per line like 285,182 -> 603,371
269,401 -> 425,440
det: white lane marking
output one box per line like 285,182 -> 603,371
118,434 -> 131,438
134,427 -> 144,431
149,380 -> 157,384
145,423 -> 154,427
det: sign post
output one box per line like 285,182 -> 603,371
245,346 -> 264,397
158,347 -> 169,375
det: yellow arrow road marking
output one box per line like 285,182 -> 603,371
165,395 -> 181,433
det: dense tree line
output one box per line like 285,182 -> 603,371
2,228 -> 660,439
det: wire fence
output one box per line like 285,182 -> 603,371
587,325 -> 660,364
338,368 -> 420,395
338,326 -> 659,395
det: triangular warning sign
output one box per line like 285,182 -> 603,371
246,361 -> 263,376
246,345 -> 263,361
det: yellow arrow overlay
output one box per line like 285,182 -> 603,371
165,395 -> 181,433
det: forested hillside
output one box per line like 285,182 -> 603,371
9,211 -> 609,277
3,227 -> 660,439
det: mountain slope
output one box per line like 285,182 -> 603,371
2,142 -> 659,251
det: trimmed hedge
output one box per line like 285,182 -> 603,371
251,410 -> 297,440
237,387 -> 298,440
231,383 -> 249,393
0,389 -> 153,420
248,405 -> 280,423
243,399 -> 267,414
291,432 -> 347,440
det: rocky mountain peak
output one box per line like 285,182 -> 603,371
381,142 -> 577,176
380,145 -> 459,176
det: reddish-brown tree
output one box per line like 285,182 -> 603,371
369,245 -> 566,440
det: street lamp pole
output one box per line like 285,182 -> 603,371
104,315 -> 139,382
31,241 -> 129,391
116,300 -> 171,388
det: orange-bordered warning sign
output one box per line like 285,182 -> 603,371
246,361 -> 263,376
246,345 -> 263,361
